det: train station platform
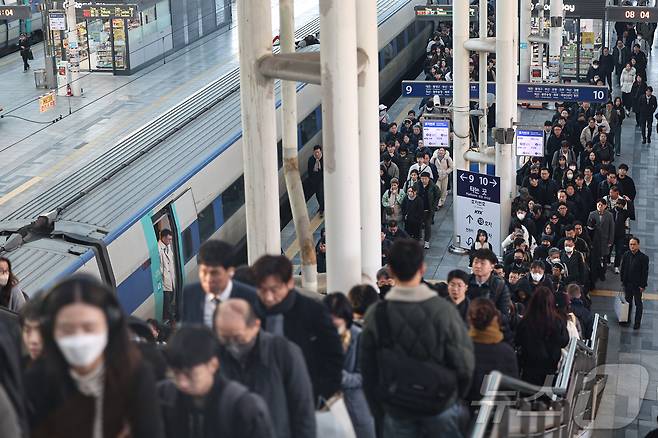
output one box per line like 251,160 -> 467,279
280,47 -> 658,438
0,0 -> 318,215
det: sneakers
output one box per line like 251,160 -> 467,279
424,241 -> 430,249
614,267 -> 619,274
634,322 -> 641,330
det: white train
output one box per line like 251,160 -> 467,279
0,0 -> 44,56
0,0 -> 431,319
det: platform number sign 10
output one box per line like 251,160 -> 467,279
592,90 -> 606,101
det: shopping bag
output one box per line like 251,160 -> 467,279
27,49 -> 34,60
315,394 -> 356,438
614,293 -> 629,323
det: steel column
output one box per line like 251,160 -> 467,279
320,0 -> 363,292
237,0 -> 281,262
356,0 -> 381,283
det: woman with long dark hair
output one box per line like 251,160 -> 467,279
24,275 -> 163,438
514,286 -> 569,386
0,257 -> 26,311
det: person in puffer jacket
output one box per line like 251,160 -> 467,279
360,239 -> 474,438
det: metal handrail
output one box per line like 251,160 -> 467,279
471,371 -> 547,438
471,311 -> 609,438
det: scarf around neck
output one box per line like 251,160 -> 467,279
469,319 -> 504,344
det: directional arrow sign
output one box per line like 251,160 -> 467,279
455,170 -> 501,255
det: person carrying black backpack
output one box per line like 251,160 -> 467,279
360,239 -> 474,438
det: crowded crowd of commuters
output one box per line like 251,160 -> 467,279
0,232 -> 646,438
0,222 -> 636,438
0,18 -> 653,438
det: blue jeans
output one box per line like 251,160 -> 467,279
383,404 -> 463,438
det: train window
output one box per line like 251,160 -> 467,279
299,109 -> 320,145
198,204 -> 216,242
181,227 -> 194,263
277,140 -> 283,169
379,41 -> 395,70
222,176 -> 245,221
396,32 -> 406,53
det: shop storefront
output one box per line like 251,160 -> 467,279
558,0 -> 607,82
47,0 -> 232,75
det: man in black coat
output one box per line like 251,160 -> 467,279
307,145 -> 325,215
160,327 -> 276,438
612,40 -> 630,83
468,249 -> 513,342
636,86 -> 657,144
620,237 -> 650,329
181,240 -> 261,326
560,238 -> 585,286
252,254 -> 343,403
598,47 -> 614,90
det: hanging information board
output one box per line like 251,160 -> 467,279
423,120 -> 450,149
516,129 -> 545,157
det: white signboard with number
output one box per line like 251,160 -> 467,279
422,119 -> 450,149
455,170 -> 501,255
516,129 -> 544,157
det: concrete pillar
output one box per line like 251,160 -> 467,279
279,0 -> 318,291
496,0 -> 518,251
478,0 -> 488,149
65,0 -> 81,95
356,0 -> 382,283
320,0 -> 363,292
548,0 -> 563,83
237,0 -> 281,262
449,0 -> 471,253
519,0 -> 532,82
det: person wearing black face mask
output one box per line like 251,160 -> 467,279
505,249 -> 528,277
215,299 -> 316,438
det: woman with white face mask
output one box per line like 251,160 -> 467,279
0,257 -> 26,312
24,275 -> 164,438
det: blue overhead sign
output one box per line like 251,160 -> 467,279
401,81 -> 609,103
517,83 -> 608,103
401,81 -> 495,100
456,170 -> 500,204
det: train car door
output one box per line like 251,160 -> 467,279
151,190 -> 197,320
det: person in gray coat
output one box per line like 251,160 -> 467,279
324,293 -> 376,438
0,257 -> 26,312
587,199 -> 615,264
215,299 -> 316,438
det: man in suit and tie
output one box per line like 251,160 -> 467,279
158,229 -> 176,321
181,240 -> 259,326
